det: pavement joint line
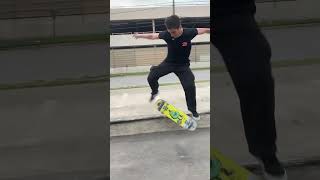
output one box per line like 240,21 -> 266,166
0,169 -> 108,180
110,126 -> 210,138
110,112 -> 210,124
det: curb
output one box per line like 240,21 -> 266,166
110,112 -> 210,137
111,111 -> 210,124
260,22 -> 320,30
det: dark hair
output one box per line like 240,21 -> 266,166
165,15 -> 181,29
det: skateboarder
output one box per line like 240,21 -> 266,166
133,14 -> 210,121
212,0 -> 287,180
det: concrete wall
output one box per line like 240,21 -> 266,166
212,24 -> 320,64
109,32 -> 210,68
110,44 -> 210,68
255,0 -> 320,21
0,13 -> 107,39
0,17 -> 53,39
0,43 -> 108,84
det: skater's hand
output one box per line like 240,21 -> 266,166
197,28 -> 210,35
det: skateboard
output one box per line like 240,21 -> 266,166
211,148 -> 261,180
154,98 -> 197,131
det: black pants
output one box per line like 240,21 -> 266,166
212,14 -> 277,157
147,61 -> 197,114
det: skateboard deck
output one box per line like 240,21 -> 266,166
155,98 -> 197,130
211,148 -> 261,180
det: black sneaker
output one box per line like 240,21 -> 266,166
149,91 -> 159,102
254,154 -> 287,180
191,111 -> 200,121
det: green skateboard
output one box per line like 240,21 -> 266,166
211,148 -> 262,180
155,98 -> 197,131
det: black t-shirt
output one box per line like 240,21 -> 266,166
212,0 -> 256,18
158,28 -> 198,65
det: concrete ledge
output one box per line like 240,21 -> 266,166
111,112 -> 210,137
111,109 -> 210,123
244,156 -> 320,174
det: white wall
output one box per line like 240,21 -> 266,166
110,34 -> 210,47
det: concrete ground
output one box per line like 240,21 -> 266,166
111,128 -> 210,180
286,165 -> 320,179
0,82 -> 109,179
212,64 -> 320,172
111,64 -> 320,180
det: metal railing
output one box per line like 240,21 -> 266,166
256,0 -> 296,2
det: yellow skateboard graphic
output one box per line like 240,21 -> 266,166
155,98 -> 197,131
211,148 -> 261,180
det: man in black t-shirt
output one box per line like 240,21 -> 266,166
212,0 -> 287,180
133,15 -> 210,120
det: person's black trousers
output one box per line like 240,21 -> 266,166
147,61 -> 197,114
212,14 -> 277,158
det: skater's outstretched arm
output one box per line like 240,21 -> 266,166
196,28 -> 210,35
133,33 -> 159,40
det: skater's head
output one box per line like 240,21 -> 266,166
165,15 -> 183,38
